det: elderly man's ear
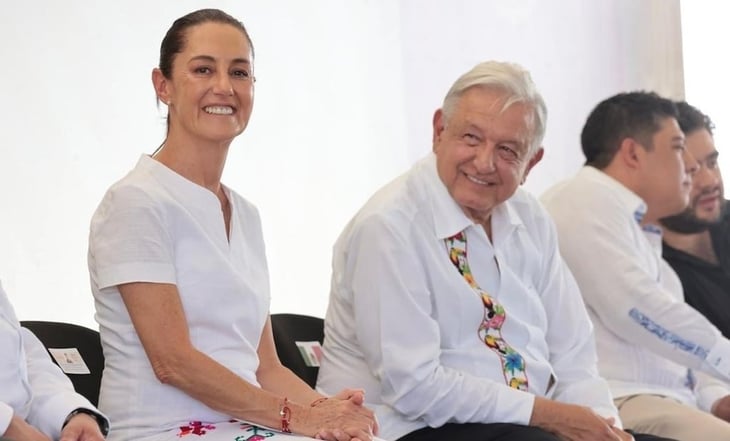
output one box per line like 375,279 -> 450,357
521,147 -> 544,184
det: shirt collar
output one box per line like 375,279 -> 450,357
421,153 -> 523,240
579,166 -> 649,224
137,155 -> 228,205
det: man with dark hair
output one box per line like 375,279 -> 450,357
662,103 -> 730,338
541,92 -> 730,440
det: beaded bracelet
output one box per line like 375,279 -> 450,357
310,397 -> 328,407
280,397 -> 292,433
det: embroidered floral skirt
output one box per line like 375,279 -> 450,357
129,420 -> 319,441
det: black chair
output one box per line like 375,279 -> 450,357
270,313 -> 325,388
21,320 -> 104,406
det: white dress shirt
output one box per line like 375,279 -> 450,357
317,154 -> 618,441
1,280 -> 100,439
541,166 -> 730,411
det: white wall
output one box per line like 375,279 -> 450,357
400,0 -> 684,193
0,0 -> 682,328
681,0 -> 729,176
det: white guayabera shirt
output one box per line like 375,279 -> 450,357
318,154 -> 619,441
541,166 -> 730,411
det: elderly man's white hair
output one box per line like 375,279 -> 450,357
441,61 -> 547,156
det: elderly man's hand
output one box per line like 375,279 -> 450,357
611,427 -> 635,441
530,397 -> 624,441
712,395 -> 730,422
59,412 -> 106,441
3,414 -> 52,441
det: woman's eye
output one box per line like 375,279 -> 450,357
194,66 -> 212,74
232,70 -> 250,78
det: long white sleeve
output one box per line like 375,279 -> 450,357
694,370 -> 730,413
22,328 -> 97,439
553,200 -> 730,378
542,168 -> 730,388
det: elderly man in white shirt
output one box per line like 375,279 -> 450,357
1,280 -> 108,441
317,61 -> 674,441
541,91 -> 730,441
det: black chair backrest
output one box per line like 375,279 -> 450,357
270,313 -> 324,388
20,320 -> 104,406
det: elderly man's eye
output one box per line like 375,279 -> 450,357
498,145 -> 518,159
463,134 -> 480,145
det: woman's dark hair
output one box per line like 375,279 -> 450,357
153,9 -> 254,145
159,8 -> 254,79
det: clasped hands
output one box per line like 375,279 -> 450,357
309,388 -> 379,441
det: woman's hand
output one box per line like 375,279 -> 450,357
293,389 -> 377,441
331,388 -> 366,405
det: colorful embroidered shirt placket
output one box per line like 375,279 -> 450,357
446,231 -> 529,391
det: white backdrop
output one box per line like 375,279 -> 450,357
0,0 -> 685,328
681,0 -> 729,173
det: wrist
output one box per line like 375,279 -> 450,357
529,396 -> 546,424
529,396 -> 560,432
279,398 -> 292,433
286,400 -> 316,437
63,408 -> 109,437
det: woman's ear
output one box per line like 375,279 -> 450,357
152,68 -> 171,105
